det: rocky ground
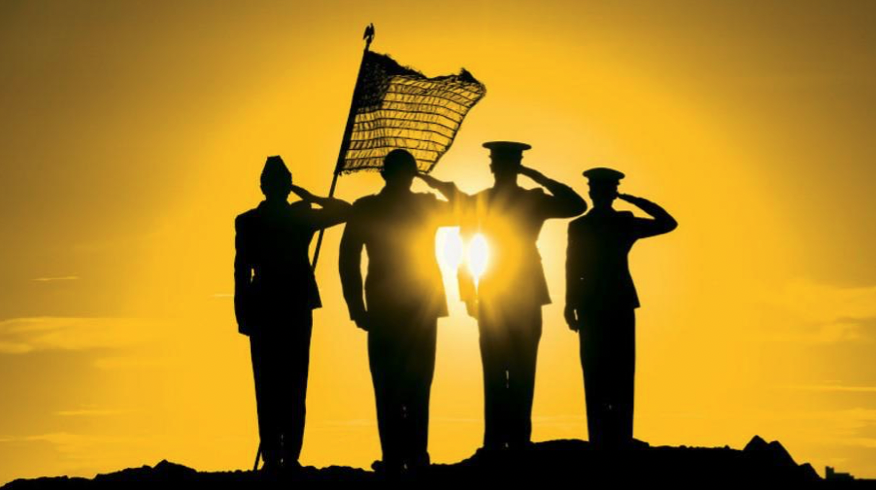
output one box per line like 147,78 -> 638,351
3,436 -> 874,488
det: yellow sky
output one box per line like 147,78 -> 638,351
3,0 -> 876,483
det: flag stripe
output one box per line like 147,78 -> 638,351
376,100 -> 469,118
349,137 -> 451,152
353,116 -> 459,135
350,130 -> 453,147
354,108 -> 462,129
386,83 -> 484,109
383,91 -> 476,115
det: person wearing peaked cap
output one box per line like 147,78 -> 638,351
565,166 -> 678,450
234,155 -> 352,471
420,140 -> 588,453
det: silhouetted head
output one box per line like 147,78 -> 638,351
381,149 -> 418,191
583,167 -> 625,209
484,141 -> 531,185
260,155 -> 292,200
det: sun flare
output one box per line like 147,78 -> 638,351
436,227 -> 489,282
468,233 -> 488,281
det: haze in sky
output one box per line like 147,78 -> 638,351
2,0 -> 876,483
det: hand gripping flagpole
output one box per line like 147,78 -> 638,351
253,24 -> 374,472
309,23 -> 374,270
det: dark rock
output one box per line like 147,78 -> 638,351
3,437 -> 868,489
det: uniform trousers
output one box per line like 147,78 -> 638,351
249,309 -> 313,465
478,303 -> 543,450
578,307 -> 635,449
367,311 -> 438,468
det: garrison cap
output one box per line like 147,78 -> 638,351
583,167 -> 625,185
261,155 -> 292,185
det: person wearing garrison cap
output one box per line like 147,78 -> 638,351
234,155 -> 351,472
565,167 -> 677,450
339,149 -> 461,475
425,141 -> 587,453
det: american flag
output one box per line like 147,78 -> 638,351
339,50 -> 487,174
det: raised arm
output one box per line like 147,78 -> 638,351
618,193 -> 678,238
338,211 -> 368,330
417,173 -> 463,200
519,166 -> 587,218
234,215 -> 255,335
291,184 -> 352,230
416,173 -> 471,226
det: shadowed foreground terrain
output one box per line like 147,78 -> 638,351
4,436 -> 874,488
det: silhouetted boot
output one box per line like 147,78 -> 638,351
473,445 -> 505,467
281,458 -> 303,475
405,451 -> 431,476
372,459 -> 404,478
259,449 -> 282,476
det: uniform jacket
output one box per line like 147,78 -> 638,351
339,189 -> 455,325
566,205 -> 676,312
234,199 -> 346,336
459,184 -> 585,309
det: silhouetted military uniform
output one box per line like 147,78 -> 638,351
235,158 -> 349,468
566,167 -> 677,449
460,142 -> 586,451
339,185 -> 454,470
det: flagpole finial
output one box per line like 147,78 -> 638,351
363,23 -> 375,51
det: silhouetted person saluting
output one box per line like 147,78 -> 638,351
234,156 -> 351,471
565,167 -> 677,449
443,142 -> 587,452
339,149 -> 458,474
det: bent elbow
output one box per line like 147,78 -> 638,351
563,198 -> 588,218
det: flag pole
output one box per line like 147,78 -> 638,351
310,23 -> 374,270
252,25 -> 373,472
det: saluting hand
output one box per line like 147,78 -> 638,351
416,172 -> 458,195
290,184 -> 316,203
517,165 -> 543,180
617,193 -> 642,204
518,165 -> 560,191
416,172 -> 439,188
